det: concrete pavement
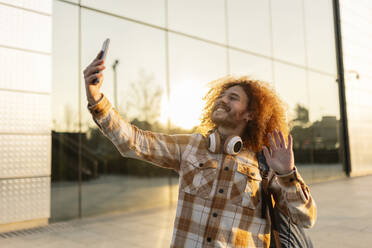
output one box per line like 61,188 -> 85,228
1,175 -> 371,247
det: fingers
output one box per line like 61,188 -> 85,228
96,50 -> 103,60
85,65 -> 105,76
91,59 -> 104,67
267,132 -> 277,151
86,73 -> 103,84
278,130 -> 286,148
268,129 -> 287,150
84,65 -> 106,82
85,51 -> 104,73
86,59 -> 103,73
288,134 -> 293,151
274,129 -> 282,148
263,146 -> 271,160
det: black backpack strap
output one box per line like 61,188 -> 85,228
257,151 -> 282,248
257,151 -> 314,248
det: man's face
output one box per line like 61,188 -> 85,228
211,85 -> 252,128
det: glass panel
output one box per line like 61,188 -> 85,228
81,0 -> 165,27
168,0 -> 225,44
229,49 -> 273,84
273,62 -> 314,181
80,8 -> 176,218
227,0 -> 271,57
51,1 -> 79,222
307,72 -> 344,182
0,0 -> 52,14
340,0 -> 372,174
168,33 -> 227,130
0,4 -> 51,53
270,0 -> 306,66
304,0 -> 337,74
80,9 -> 167,131
273,62 -> 308,121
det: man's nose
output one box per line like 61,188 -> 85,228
220,95 -> 229,104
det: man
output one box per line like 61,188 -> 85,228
83,51 -> 316,248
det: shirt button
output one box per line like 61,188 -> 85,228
219,189 -> 224,194
207,237 -> 212,242
199,163 -> 204,167
213,212 -> 218,217
224,167 -> 229,171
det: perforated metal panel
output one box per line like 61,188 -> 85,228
0,4 -> 51,53
0,91 -> 50,134
0,1 -> 52,227
0,47 -> 51,93
0,177 -> 50,224
0,135 -> 51,178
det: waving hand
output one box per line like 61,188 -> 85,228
263,129 -> 295,175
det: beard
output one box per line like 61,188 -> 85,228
211,108 -> 242,129
211,102 -> 249,129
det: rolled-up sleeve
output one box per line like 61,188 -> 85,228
269,168 -> 317,228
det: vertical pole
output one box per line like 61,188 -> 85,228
332,0 -> 351,176
164,0 -> 173,206
224,0 -> 230,74
77,0 -> 83,218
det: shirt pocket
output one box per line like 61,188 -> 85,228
229,161 -> 262,209
180,155 -> 218,199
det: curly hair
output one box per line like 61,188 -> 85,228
198,75 -> 289,153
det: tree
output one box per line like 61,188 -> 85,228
292,104 -> 309,126
126,69 -> 163,125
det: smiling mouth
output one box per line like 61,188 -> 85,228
214,106 -> 230,113
215,108 -> 227,113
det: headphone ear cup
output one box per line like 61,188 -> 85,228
208,131 -> 220,153
224,136 -> 243,155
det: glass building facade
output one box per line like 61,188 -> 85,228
50,0 -> 344,222
1,0 -> 371,230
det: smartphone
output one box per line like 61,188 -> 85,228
93,38 -> 110,84
99,38 -> 110,60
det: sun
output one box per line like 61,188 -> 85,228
160,81 -> 208,130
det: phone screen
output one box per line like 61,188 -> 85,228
99,38 -> 110,60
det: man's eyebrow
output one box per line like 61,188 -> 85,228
229,92 -> 240,99
218,91 -> 241,99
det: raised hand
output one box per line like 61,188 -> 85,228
83,50 -> 106,105
263,129 -> 295,175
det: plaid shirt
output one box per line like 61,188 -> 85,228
88,95 -> 317,248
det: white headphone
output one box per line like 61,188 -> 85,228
207,130 -> 243,155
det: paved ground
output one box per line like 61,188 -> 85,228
1,175 -> 371,247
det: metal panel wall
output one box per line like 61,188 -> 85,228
0,0 -> 51,226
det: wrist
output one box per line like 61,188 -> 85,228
88,93 -> 103,106
275,166 -> 295,175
